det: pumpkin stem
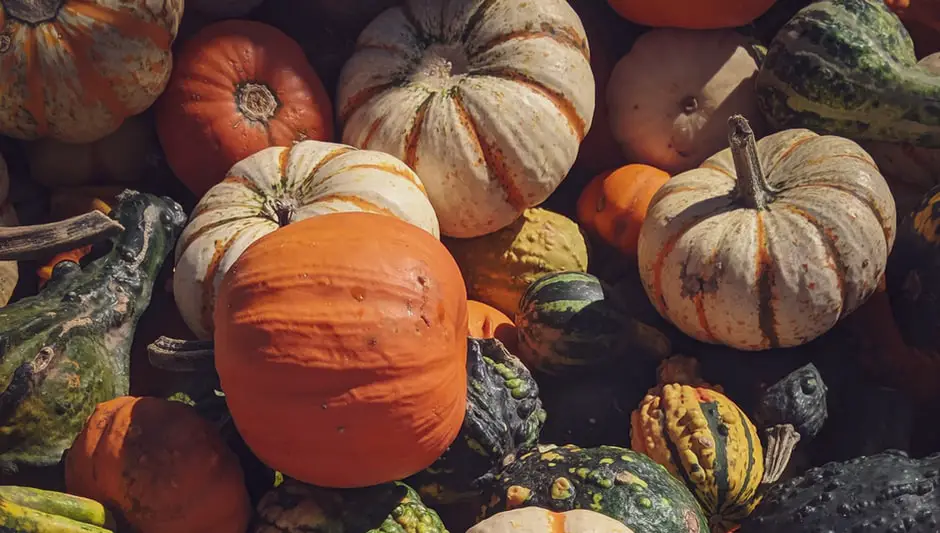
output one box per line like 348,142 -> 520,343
728,115 -> 773,210
147,336 -> 216,372
760,423 -> 801,485
0,211 -> 124,261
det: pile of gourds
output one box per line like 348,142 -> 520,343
1,0 -> 940,532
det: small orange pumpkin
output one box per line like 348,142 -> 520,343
468,300 -> 518,352
214,212 -> 469,488
65,396 -> 251,533
606,0 -> 777,29
576,165 -> 670,257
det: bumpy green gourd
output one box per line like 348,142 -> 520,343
0,191 -> 185,472
756,0 -> 940,146
0,486 -> 114,532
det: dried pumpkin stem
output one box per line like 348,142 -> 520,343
147,336 -> 216,372
761,423 -> 801,485
728,115 -> 774,210
0,211 -> 124,261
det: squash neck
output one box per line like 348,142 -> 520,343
728,115 -> 774,210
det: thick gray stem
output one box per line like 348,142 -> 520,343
728,115 -> 773,210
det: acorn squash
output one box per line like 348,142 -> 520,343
0,486 -> 114,532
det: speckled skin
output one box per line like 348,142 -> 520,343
740,450 -> 940,532
408,338 -> 546,505
482,444 -> 709,533
755,0 -> 940,146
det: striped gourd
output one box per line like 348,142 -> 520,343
173,140 -> 439,339
515,271 -> 670,374
631,384 -> 764,532
755,0 -> 940,147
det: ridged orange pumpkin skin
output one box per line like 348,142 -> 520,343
576,165 -> 670,257
65,396 -> 250,533
156,20 -> 334,197
214,212 -> 469,488
606,0 -> 776,29
468,300 -> 518,352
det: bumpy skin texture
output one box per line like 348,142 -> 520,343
337,0 -> 595,237
253,480 -> 448,533
173,140 -> 439,339
0,153 -> 18,306
755,0 -> 940,147
483,444 -> 709,533
0,191 -> 184,472
740,450 -> 940,532
631,384 -> 764,530
754,363 -> 828,439
408,338 -> 546,504
0,0 -> 182,142
638,127 -> 897,350
445,208 -> 589,317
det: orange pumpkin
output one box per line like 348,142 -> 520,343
65,396 -> 251,533
214,212 -> 469,488
606,0 -> 776,29
156,20 -> 334,197
576,164 -> 670,257
468,300 -> 518,352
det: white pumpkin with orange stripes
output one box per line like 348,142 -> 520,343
637,116 -> 896,351
173,140 -> 440,339
468,508 -> 633,533
0,0 -> 183,143
337,0 -> 595,238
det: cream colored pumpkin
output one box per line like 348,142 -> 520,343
638,116 -> 896,351
608,29 -> 766,175
173,140 -> 439,339
468,508 -> 633,533
337,0 -> 595,238
0,154 -> 18,306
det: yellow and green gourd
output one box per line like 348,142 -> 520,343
0,486 -> 115,532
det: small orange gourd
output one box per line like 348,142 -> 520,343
576,165 -> 670,257
468,300 -> 518,352
607,0 -> 777,29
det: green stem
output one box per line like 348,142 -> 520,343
728,115 -> 773,210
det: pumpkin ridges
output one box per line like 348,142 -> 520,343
474,27 -> 590,63
475,68 -> 586,140
782,204 -> 848,317
58,26 -> 127,128
754,212 -> 781,349
23,29 -> 46,135
339,82 -> 401,125
67,0 -> 173,49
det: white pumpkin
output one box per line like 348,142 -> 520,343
608,29 -> 766,175
468,508 -> 633,533
0,154 -> 18,306
173,140 -> 439,339
638,116 -> 896,351
337,0 -> 595,238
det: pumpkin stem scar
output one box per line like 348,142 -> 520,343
3,0 -> 64,25
728,115 -> 775,210
235,82 -> 279,123
147,336 -> 216,373
759,423 -> 801,486
0,210 -> 124,261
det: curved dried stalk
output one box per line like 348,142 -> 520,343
0,211 -> 124,261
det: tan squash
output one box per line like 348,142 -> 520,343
608,29 -> 766,174
337,0 -> 595,237
638,116 -> 896,350
468,508 -> 634,533
0,154 -> 18,306
173,140 -> 439,339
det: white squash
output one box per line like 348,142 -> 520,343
638,116 -> 896,351
173,140 -> 439,339
337,0 -> 595,238
0,154 -> 18,306
468,508 -> 633,533
608,29 -> 766,175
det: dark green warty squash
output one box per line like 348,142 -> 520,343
740,450 -> 940,532
515,272 -> 670,375
252,479 -> 448,533
409,338 -> 545,505
0,191 -> 185,472
754,363 -> 828,440
755,0 -> 940,146
482,444 -> 709,533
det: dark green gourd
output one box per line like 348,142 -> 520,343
740,450 -> 940,532
0,191 -> 185,472
754,363 -> 828,440
482,444 -> 709,533
408,338 -> 545,504
755,0 -> 940,146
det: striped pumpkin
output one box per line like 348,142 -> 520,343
631,383 -> 764,532
637,116 -> 896,351
0,0 -> 183,143
173,140 -> 439,339
337,0 -> 595,238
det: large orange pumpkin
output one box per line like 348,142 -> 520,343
576,164 -> 670,257
467,300 -> 518,352
214,212 -> 469,488
606,0 -> 776,29
65,396 -> 251,533
156,20 -> 334,197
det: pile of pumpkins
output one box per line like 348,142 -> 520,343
1,0 -> 940,532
